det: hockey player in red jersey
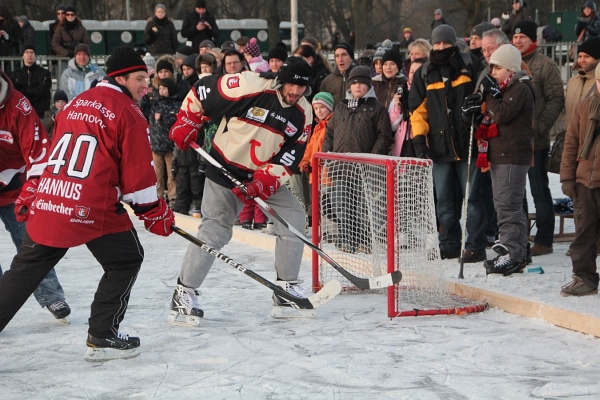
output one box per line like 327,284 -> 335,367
0,70 -> 71,323
168,56 -> 314,323
0,47 -> 175,361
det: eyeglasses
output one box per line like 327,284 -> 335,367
66,13 -> 76,16
57,11 -> 65,15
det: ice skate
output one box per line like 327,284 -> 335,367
168,284 -> 204,326
46,300 -> 71,325
84,332 -> 140,362
271,280 -> 316,319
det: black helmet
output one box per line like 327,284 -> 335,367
276,56 -> 313,96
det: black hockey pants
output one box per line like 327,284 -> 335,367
0,229 -> 144,338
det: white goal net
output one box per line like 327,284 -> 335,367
311,152 -> 486,317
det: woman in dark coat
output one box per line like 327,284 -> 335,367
143,4 -> 178,56
51,6 -> 91,58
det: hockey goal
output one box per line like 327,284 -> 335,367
310,152 -> 487,317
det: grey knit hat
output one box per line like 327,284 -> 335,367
489,44 -> 522,72
431,25 -> 457,45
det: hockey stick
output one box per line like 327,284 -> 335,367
188,141 -> 402,290
458,112 -> 476,279
172,225 -> 341,309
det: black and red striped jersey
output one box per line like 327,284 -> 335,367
173,72 -> 313,188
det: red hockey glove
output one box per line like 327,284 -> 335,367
138,198 -> 175,236
169,110 -> 205,150
232,170 -> 281,203
14,178 -> 39,222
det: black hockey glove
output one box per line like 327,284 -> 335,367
412,135 -> 429,159
462,93 -> 483,116
479,74 -> 502,100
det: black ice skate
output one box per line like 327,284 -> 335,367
84,332 -> 140,362
485,254 -> 526,276
168,284 -> 204,326
271,280 -> 316,319
46,300 -> 71,324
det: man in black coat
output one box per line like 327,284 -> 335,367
181,0 -> 219,52
9,46 -> 52,119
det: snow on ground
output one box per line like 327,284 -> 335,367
2,174 -> 600,400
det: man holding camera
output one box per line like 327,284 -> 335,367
181,0 -> 219,53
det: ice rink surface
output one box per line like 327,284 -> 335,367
1,174 -> 600,399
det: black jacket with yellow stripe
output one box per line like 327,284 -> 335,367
408,51 -> 483,163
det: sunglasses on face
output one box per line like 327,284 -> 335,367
57,12 -> 65,15
66,13 -> 75,16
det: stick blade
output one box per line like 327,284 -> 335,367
308,279 -> 342,308
367,270 -> 403,290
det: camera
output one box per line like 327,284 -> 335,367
396,86 -> 403,95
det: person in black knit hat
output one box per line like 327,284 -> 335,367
267,45 -> 288,73
320,42 -> 356,106
0,46 -> 175,361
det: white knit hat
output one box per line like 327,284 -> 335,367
489,44 -> 521,72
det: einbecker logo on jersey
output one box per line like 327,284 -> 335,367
35,198 -> 74,216
226,76 -> 240,89
16,97 -> 32,115
0,130 -> 13,144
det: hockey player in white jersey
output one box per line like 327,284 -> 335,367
169,57 -> 314,324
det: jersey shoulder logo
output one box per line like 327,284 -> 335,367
226,76 -> 240,89
16,97 -> 32,115
0,130 -> 13,144
284,121 -> 298,137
